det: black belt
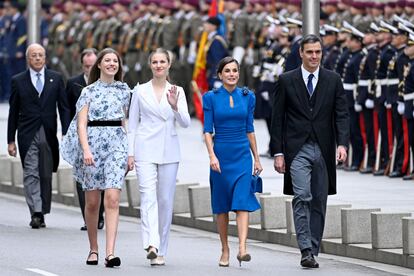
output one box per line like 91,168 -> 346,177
88,121 -> 122,127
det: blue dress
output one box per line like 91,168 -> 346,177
61,80 -> 130,191
203,86 -> 261,214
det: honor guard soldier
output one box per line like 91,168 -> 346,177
403,34 -> 414,180
356,22 -> 380,174
284,17 -> 302,72
6,1 -> 26,77
386,19 -> 411,178
373,20 -> 397,176
0,2 -> 11,102
333,24 -> 351,79
255,25 -> 290,157
203,17 -> 229,90
322,24 -> 340,70
342,21 -> 365,171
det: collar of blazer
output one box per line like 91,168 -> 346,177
140,80 -> 172,121
292,67 -> 327,117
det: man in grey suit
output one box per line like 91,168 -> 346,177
270,35 -> 349,268
7,43 -> 70,229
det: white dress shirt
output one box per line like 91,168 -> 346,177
301,65 -> 319,93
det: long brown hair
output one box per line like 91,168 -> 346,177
88,48 -> 124,84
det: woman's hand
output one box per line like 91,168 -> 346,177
127,156 -> 135,171
83,150 -> 95,166
210,155 -> 221,173
254,159 -> 263,175
167,85 -> 179,111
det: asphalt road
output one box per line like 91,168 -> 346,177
1,193 -> 413,276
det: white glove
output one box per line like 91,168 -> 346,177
261,91 -> 269,101
398,101 -> 405,115
187,41 -> 197,64
365,99 -> 374,109
213,81 -> 222,89
244,48 -> 254,65
354,103 -> 363,112
134,62 -> 142,72
123,65 -> 129,73
384,101 -> 392,109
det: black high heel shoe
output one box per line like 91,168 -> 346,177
86,251 -> 98,265
236,253 -> 251,267
105,254 -> 121,268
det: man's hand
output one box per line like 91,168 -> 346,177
337,145 -> 347,163
8,142 -> 17,157
274,155 -> 285,173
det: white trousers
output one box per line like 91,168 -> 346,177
135,161 -> 178,256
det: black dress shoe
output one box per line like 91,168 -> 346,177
98,220 -> 104,230
300,249 -> 319,268
344,165 -> 359,172
30,217 -> 41,229
360,166 -> 373,174
373,169 -> 385,176
80,224 -> 87,231
403,174 -> 413,180
105,254 -> 121,268
389,171 -> 404,178
40,215 -> 46,228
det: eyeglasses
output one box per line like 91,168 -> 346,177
29,53 -> 45,59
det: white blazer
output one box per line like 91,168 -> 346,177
127,80 -> 191,164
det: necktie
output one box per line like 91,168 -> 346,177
36,72 -> 43,95
307,73 -> 314,97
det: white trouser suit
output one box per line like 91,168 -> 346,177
128,81 -> 190,257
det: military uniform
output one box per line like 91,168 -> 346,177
356,44 -> 379,173
387,46 -> 410,177
374,42 -> 396,174
342,45 -> 364,170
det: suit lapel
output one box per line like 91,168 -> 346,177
158,82 -> 171,120
39,70 -> 51,104
140,81 -> 168,120
25,70 -> 40,98
292,68 -> 310,117
312,68 -> 326,116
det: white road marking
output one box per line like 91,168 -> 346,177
25,268 -> 59,276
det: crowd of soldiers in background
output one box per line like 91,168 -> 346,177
3,0 -> 414,180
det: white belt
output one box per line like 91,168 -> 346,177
358,80 -> 371,86
387,79 -> 399,85
343,83 -> 357,90
404,93 -> 414,101
375,79 -> 387,86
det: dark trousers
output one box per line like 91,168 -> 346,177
76,182 -> 104,223
349,107 -> 364,167
391,104 -> 407,173
290,141 -> 328,255
407,119 -> 414,173
362,107 -> 376,167
377,104 -> 391,169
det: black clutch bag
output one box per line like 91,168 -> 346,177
251,174 -> 263,193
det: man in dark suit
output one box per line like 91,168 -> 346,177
66,48 -> 104,231
7,43 -> 70,229
270,34 -> 349,268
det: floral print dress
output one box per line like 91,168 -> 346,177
61,79 -> 130,191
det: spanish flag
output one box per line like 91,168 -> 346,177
191,0 -> 225,123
